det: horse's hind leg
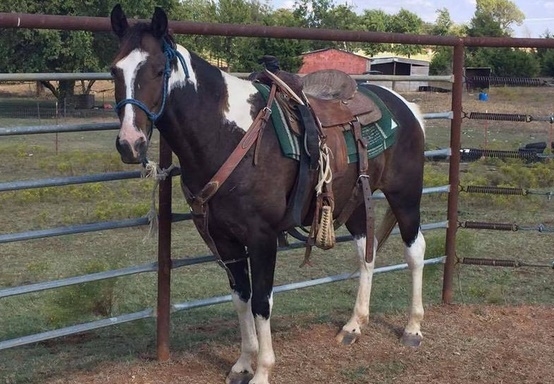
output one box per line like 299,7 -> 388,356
400,228 -> 425,346
336,208 -> 376,345
387,193 -> 426,347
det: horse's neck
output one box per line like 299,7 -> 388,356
161,52 -> 253,191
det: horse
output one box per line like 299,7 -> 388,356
109,4 -> 426,384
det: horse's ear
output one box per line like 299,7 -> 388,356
151,7 -> 168,39
110,4 -> 129,39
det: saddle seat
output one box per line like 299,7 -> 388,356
302,68 -> 357,100
302,69 -> 382,128
268,69 -> 382,135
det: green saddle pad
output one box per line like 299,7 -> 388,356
253,83 -> 398,162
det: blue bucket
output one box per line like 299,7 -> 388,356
478,92 -> 489,101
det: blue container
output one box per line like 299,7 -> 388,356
478,92 -> 489,101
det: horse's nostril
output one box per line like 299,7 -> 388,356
134,137 -> 147,154
115,138 -> 137,163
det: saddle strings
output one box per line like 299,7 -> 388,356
315,143 -> 333,195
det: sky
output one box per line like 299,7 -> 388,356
271,0 -> 554,38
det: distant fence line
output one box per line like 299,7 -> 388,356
0,72 -> 455,119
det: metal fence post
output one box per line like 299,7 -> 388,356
442,41 -> 465,304
157,136 -> 173,361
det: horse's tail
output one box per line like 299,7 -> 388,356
376,207 -> 397,252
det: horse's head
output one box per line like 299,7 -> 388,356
110,4 -> 172,164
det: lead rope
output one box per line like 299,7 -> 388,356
142,160 -> 176,241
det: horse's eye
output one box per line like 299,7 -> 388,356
156,69 -> 164,78
110,67 -> 117,78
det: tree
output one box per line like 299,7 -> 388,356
250,9 -> 309,72
473,0 -> 524,35
466,11 -> 505,37
465,47 -> 540,77
292,0 -> 362,51
464,0 -> 533,79
431,8 -> 453,36
387,9 -> 424,58
429,9 -> 455,75
359,9 -> 391,56
0,0 -> 177,109
195,0 -> 274,72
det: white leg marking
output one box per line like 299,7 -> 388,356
222,72 -> 257,132
230,292 -> 257,376
115,49 -> 149,153
339,235 -> 375,341
404,230 -> 426,337
250,294 -> 274,384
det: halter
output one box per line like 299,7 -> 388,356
114,38 -> 190,129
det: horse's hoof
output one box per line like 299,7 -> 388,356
226,371 -> 254,384
336,329 -> 360,345
401,332 -> 422,347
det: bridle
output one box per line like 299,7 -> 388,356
114,38 -> 190,134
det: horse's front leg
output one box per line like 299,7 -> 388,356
224,235 -> 277,384
336,235 -> 375,345
226,259 -> 257,384
400,229 -> 426,347
247,233 -> 277,384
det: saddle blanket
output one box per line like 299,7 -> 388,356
253,83 -> 398,162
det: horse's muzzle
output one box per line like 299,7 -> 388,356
116,136 -> 148,164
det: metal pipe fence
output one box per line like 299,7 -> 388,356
0,72 -> 453,353
0,13 -> 478,360
1,9 -> 553,365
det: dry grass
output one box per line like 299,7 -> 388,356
1,82 -> 554,383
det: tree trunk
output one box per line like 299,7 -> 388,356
58,80 -> 76,115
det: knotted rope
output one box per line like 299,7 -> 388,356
141,160 -> 176,240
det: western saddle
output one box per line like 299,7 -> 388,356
259,68 -> 383,264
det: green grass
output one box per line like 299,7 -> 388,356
1,87 -> 554,382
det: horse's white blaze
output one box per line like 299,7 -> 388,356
168,46 -> 198,92
222,71 -> 257,132
373,85 -> 426,136
115,49 -> 149,149
230,292 -> 257,375
341,235 -> 375,335
404,230 -> 426,335
251,293 -> 274,384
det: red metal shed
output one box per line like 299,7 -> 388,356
298,48 -> 371,75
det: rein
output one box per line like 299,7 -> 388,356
114,38 -> 190,128
184,84 -> 277,210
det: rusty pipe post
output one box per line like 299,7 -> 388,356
156,136 -> 173,361
442,41 -> 464,304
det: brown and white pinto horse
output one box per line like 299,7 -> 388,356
110,5 -> 426,384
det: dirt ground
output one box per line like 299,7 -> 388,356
44,304 -> 553,384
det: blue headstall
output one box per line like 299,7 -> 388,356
114,38 -> 190,128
